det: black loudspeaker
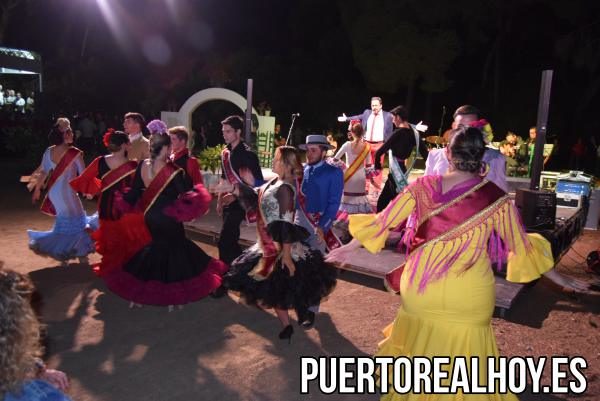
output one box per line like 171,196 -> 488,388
515,188 -> 556,230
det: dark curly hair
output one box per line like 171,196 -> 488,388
106,131 -> 130,153
149,132 -> 171,160
0,266 -> 42,398
448,126 -> 486,173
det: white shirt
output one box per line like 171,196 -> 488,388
365,112 -> 384,142
129,132 -> 143,142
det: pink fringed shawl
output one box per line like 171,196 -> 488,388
384,176 -> 527,293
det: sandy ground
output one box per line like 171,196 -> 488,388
2,161 -> 600,401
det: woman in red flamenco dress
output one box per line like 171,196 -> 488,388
103,125 -> 227,309
70,130 -> 151,276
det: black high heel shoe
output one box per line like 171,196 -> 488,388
278,325 -> 294,344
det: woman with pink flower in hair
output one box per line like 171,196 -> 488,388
70,130 -> 151,277
104,120 -> 228,310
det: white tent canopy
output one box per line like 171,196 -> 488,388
0,46 -> 43,91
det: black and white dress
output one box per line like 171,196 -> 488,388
224,178 -> 337,313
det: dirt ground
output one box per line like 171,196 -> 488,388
1,161 -> 600,401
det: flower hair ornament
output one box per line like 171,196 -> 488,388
102,128 -> 115,148
469,119 -> 494,144
147,119 -> 168,135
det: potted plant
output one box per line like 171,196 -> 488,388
197,144 -> 225,192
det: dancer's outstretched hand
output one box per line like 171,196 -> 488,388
325,239 -> 362,267
337,113 -> 347,122
415,121 -> 428,132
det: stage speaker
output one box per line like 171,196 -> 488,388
515,188 -> 556,230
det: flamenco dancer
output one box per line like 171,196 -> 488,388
333,121 -> 374,219
223,146 -> 337,342
168,126 -> 204,186
327,127 -> 554,400
105,120 -> 227,310
28,120 -> 97,265
69,130 -> 151,276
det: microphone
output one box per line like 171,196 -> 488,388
292,113 -> 301,117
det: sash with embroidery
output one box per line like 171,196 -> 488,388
140,163 -> 181,215
221,147 -> 257,223
101,161 -> 138,192
343,143 -> 370,183
41,147 -> 82,216
295,178 -> 341,251
248,179 -> 282,280
389,126 -> 420,193
384,179 -> 506,293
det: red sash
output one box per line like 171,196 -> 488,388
221,148 -> 243,186
248,179 -> 282,280
140,163 -> 181,215
295,178 -> 341,251
41,147 -> 82,216
221,147 -> 257,223
101,161 -> 138,192
384,179 -> 505,293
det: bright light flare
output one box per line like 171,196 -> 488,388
95,0 -> 131,50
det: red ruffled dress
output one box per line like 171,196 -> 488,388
103,163 -> 227,306
70,157 -> 151,276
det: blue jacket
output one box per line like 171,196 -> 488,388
299,161 -> 343,231
347,109 -> 394,142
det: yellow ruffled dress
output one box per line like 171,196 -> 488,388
349,183 -> 554,401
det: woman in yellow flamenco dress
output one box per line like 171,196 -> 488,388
327,127 -> 554,400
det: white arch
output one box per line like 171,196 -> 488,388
176,87 -> 257,131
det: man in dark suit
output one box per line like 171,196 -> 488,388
338,97 -> 393,191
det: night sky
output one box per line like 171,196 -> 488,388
2,0 -> 600,165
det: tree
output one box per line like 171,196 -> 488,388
554,11 -> 600,137
337,0 -> 459,110
0,0 -> 25,43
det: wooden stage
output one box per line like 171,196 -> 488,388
184,199 -> 528,316
188,167 -> 591,315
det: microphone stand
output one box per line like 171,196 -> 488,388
437,106 -> 446,137
436,106 -> 447,148
285,114 -> 298,145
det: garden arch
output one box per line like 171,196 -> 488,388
160,87 -> 258,133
